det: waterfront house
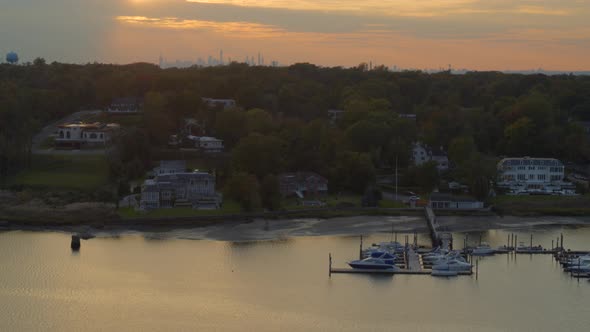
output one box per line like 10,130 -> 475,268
140,171 -> 221,210
279,172 -> 328,198
106,97 -> 143,114
55,122 -> 119,149
187,135 -> 224,153
202,98 -> 236,110
412,142 -> 449,171
429,193 -> 484,209
496,157 -> 576,195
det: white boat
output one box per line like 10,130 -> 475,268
562,255 -> 590,267
362,241 -> 405,257
516,242 -> 543,252
432,259 -> 472,272
471,243 -> 495,256
431,270 -> 459,277
565,264 -> 590,273
348,257 -> 400,270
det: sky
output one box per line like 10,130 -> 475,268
0,0 -> 589,70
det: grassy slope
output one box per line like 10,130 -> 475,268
8,154 -> 110,191
492,194 -> 590,216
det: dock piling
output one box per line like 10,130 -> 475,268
561,233 -> 564,251
329,253 -> 332,277
359,236 -> 363,260
476,259 -> 479,280
71,235 -> 81,251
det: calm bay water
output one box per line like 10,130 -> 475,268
1,225 -> 590,331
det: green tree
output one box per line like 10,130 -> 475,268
448,136 -> 477,166
225,172 -> 261,211
214,108 -> 247,148
414,161 -> 439,192
504,117 -> 534,156
232,134 -> 285,179
245,108 -> 274,134
260,174 -> 281,211
143,92 -> 174,145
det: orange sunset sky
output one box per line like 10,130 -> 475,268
1,0 -> 589,70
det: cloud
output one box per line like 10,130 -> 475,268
116,16 -> 283,37
186,0 -> 578,17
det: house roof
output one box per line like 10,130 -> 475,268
498,157 -> 563,168
430,193 -> 479,203
279,172 -> 328,184
158,160 -> 186,170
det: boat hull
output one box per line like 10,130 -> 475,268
348,262 -> 397,270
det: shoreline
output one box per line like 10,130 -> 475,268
2,211 -> 590,242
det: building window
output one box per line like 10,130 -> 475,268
66,131 -> 70,139
100,133 -> 103,139
90,133 -> 97,139
538,174 -> 546,181
517,174 -> 526,181
529,174 -> 534,180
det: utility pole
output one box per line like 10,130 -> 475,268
395,156 -> 398,202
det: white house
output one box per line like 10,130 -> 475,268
412,142 -> 449,171
187,136 -> 224,153
429,193 -> 484,209
140,171 -> 222,210
202,98 -> 236,110
55,122 -> 119,148
497,157 -> 575,195
106,97 -> 143,114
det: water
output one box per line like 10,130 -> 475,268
1,226 -> 590,331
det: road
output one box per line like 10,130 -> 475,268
32,110 -> 108,156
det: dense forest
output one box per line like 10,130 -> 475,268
1,60 -> 590,206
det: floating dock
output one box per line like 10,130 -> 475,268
329,268 -> 472,276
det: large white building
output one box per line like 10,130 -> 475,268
497,157 -> 575,195
140,161 -> 221,210
55,122 -> 119,148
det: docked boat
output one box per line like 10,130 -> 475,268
348,253 -> 399,270
562,255 -> 590,267
565,264 -> 590,273
362,241 -> 405,258
515,242 -> 543,253
471,243 -> 495,256
432,259 -> 472,272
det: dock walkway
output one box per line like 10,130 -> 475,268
406,247 -> 422,271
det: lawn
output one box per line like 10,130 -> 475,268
492,194 -> 590,216
378,200 -> 407,208
118,199 -> 243,219
8,154 -> 110,191
81,112 -> 144,128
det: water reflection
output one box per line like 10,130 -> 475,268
0,227 -> 589,331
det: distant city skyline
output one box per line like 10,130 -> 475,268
1,1 -> 589,71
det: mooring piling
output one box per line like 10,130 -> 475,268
71,235 -> 81,251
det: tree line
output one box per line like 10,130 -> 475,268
1,60 -> 590,207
